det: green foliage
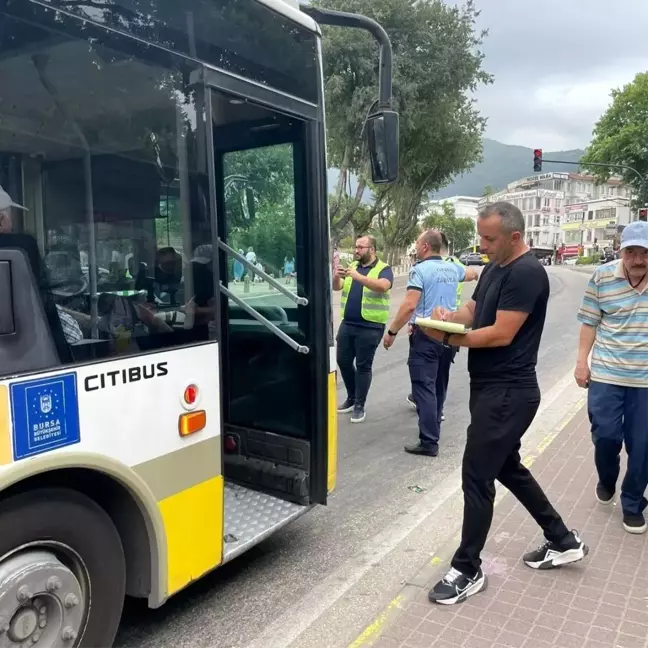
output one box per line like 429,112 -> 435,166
422,202 -> 475,253
224,144 -> 297,274
316,0 -> 492,241
582,72 -> 648,205
576,255 -> 599,265
151,144 -> 297,275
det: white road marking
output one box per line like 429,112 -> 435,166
240,369 -> 585,648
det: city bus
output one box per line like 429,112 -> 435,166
0,1 -> 397,646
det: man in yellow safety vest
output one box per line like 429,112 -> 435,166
334,235 -> 393,423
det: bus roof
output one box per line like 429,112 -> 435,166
254,0 -> 320,33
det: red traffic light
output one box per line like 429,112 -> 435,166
533,149 -> 542,158
639,208 -> 648,220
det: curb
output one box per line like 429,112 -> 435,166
567,265 -> 598,275
347,398 -> 587,648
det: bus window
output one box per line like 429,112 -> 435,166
218,126 -> 312,440
38,0 -> 320,104
0,9 -> 214,373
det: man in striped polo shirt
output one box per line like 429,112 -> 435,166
576,220 -> 648,534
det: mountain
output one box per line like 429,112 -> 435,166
434,139 -> 585,198
326,139 -> 585,203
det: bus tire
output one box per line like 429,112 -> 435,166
0,487 -> 126,648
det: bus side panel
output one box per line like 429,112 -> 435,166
159,474 -> 224,594
0,386 -> 10,466
327,370 -> 337,493
0,343 -> 225,599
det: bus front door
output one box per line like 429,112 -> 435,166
210,90 -> 330,562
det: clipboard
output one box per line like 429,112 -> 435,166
414,318 -> 468,335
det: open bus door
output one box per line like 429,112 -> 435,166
206,86 -> 332,555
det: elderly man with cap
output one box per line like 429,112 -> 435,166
576,220 -> 648,534
0,184 -> 87,343
0,184 -> 26,233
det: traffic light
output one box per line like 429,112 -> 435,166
639,208 -> 648,221
533,149 -> 543,173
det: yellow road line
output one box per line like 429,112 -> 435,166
522,398 -> 585,469
348,595 -> 404,648
349,399 -> 586,647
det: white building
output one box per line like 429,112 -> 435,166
425,195 -> 480,221
480,172 -> 632,255
561,195 -> 631,255
423,195 -> 481,245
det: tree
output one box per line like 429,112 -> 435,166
422,202 -> 475,254
224,144 -> 297,273
316,0 -> 492,246
482,185 -> 495,196
581,72 -> 648,206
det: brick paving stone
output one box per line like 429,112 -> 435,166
372,407 -> 648,648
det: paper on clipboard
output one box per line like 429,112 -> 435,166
414,318 -> 468,335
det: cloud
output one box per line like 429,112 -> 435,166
458,0 -> 648,148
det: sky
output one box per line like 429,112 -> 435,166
451,0 -> 648,150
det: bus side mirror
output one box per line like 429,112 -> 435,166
366,110 -> 399,185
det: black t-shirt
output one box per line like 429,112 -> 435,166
468,252 -> 549,387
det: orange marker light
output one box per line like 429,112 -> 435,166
184,384 -> 198,405
178,410 -> 206,437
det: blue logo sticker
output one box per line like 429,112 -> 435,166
10,373 -> 80,461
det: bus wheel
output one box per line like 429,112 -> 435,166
0,488 -> 126,647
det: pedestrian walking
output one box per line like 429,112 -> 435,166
334,235 -> 393,423
575,220 -> 648,534
283,255 -> 295,284
233,249 -> 244,282
385,229 -> 477,456
246,247 -> 257,281
406,232 -> 473,422
422,202 -> 587,605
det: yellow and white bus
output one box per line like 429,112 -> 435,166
0,1 -> 397,646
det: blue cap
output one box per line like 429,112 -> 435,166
620,220 -> 648,250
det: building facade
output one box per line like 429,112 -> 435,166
424,195 -> 480,221
480,172 -> 632,256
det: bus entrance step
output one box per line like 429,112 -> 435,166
222,482 -> 309,563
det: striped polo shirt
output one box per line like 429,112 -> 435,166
577,260 -> 648,388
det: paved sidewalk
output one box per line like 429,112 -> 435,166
371,407 -> 648,648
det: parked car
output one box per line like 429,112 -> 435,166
466,252 -> 484,266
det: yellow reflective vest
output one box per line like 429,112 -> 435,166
340,260 -> 391,324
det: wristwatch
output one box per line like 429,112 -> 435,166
388,329 -> 398,337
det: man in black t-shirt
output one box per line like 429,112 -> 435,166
420,202 -> 588,606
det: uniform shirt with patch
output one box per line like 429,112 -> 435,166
577,259 -> 648,388
468,252 -> 549,387
343,258 -> 394,329
408,257 -> 466,322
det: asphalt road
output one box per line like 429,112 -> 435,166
116,266 -> 591,648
